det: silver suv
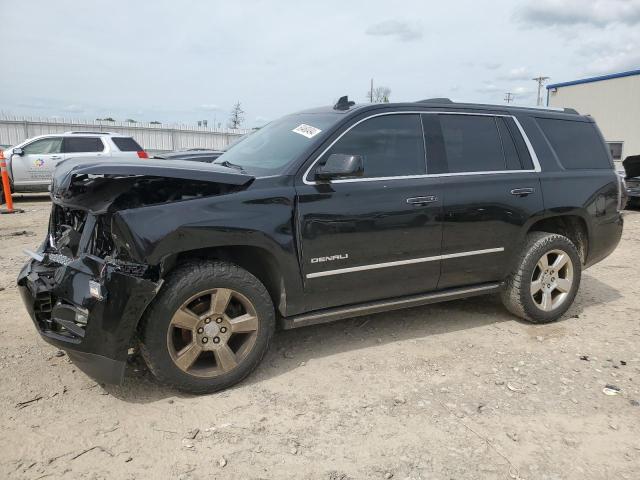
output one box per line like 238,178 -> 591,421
2,132 -> 148,194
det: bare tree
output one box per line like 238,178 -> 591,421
367,86 -> 391,103
228,102 -> 245,129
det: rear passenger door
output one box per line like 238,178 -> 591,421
62,137 -> 105,160
425,113 -> 544,289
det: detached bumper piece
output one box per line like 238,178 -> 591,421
17,253 -> 159,385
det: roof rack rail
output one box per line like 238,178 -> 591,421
417,98 -> 454,104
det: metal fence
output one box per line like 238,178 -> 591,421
0,115 -> 249,153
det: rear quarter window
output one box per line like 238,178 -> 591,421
537,118 -> 611,169
112,137 -> 143,152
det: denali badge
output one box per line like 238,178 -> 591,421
311,254 -> 348,263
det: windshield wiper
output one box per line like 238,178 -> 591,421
217,160 -> 246,173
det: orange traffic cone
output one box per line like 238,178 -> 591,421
1,149 -> 24,214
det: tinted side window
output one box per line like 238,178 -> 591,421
112,137 -> 143,152
22,138 -> 62,155
496,117 -> 521,170
63,137 -> 104,153
537,118 -> 610,169
320,114 -> 426,178
440,115 -> 505,173
504,117 -> 533,169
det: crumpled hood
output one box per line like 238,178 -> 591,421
52,157 -> 254,196
623,155 -> 640,179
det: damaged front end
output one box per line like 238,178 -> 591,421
17,158 -> 253,384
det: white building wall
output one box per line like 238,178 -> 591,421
548,74 -> 640,170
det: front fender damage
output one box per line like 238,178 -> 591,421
18,160 -> 255,384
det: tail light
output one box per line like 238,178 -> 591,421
137,151 -> 149,159
616,173 -> 627,211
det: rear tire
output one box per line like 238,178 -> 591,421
140,260 -> 275,394
501,232 -> 581,323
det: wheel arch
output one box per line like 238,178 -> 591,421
525,213 -> 589,264
161,245 -> 289,317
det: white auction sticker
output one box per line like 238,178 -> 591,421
292,124 -> 322,138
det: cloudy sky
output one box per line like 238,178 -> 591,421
1,0 -> 639,127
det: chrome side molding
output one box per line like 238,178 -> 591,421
306,247 -> 504,279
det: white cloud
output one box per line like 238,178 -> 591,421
484,62 -> 502,70
198,104 -> 220,111
585,44 -> 640,74
501,67 -> 532,81
518,0 -> 640,27
62,104 -> 84,113
365,20 -> 422,42
476,83 -> 502,93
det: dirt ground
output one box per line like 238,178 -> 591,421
1,195 -> 639,480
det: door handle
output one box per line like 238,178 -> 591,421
510,188 -> 535,197
406,195 -> 438,205
50,155 -> 62,159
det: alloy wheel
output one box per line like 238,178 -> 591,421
167,288 -> 259,377
530,249 -> 574,312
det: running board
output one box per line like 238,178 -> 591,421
281,282 -> 502,329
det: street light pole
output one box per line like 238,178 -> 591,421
532,76 -> 550,106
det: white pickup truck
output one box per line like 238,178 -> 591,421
1,131 -> 148,202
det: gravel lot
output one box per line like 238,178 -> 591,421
1,195 -> 639,480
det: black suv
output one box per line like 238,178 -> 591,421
18,98 -> 625,393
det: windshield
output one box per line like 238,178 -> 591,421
214,113 -> 341,175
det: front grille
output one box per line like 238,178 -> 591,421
35,292 -> 53,315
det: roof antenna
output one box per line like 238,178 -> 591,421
334,95 -> 355,111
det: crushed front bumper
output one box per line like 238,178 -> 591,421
17,253 -> 159,384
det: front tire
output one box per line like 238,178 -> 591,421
501,232 -> 581,323
140,260 -> 275,394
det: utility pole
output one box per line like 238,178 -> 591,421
369,78 -> 374,103
532,76 -> 550,106
504,92 -> 514,104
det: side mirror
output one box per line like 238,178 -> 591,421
12,147 -> 24,156
315,154 -> 364,180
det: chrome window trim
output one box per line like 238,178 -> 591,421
302,111 -> 541,185
306,247 -> 504,279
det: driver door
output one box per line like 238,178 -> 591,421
295,113 -> 443,311
11,137 -> 64,189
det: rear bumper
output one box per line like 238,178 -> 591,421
585,212 -> 624,268
17,254 -> 159,384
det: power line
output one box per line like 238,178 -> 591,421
532,76 -> 550,106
